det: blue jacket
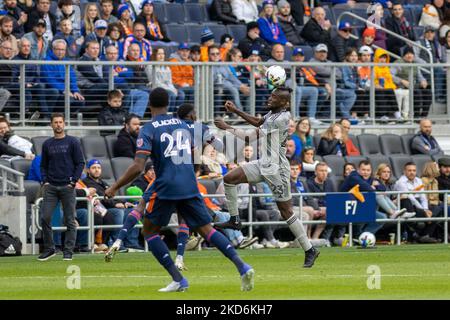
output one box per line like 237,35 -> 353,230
27,155 -> 42,182
341,66 -> 358,90
306,177 -> 335,207
53,32 -> 83,59
340,170 -> 375,192
257,17 -> 287,45
41,50 -> 80,93
102,60 -> 130,85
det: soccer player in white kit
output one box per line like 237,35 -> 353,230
215,87 -> 320,267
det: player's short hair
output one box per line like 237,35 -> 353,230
176,103 -> 195,119
273,86 -> 293,94
149,87 -> 169,108
107,89 -> 123,101
51,112 -> 65,122
358,160 -> 371,168
404,162 -> 416,169
125,113 -> 140,125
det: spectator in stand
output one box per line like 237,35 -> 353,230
295,117 -> 314,149
300,6 -> 332,48
359,27 -> 376,52
83,19 -> 108,57
385,2 -> 415,56
301,146 -> 332,179
210,0 -> 243,25
12,38 -> 50,118
354,45 -> 374,120
170,43 -> 194,104
81,2 -> 99,37
0,117 -> 34,159
340,160 -> 388,237
100,0 -> 118,24
0,16 -> 19,56
53,18 -> 83,59
395,162 -> 439,243
276,0 -> 304,46
257,0 -> 292,47
288,0 -> 316,26
343,162 -> 356,178
366,2 -> 387,49
148,47 -> 184,112
136,0 -> 172,45
22,18 -> 48,60
102,45 -> 129,100
114,113 -> 140,158
238,21 -> 271,61
243,47 -> 270,112
0,40 -> 14,111
338,118 -> 360,156
317,123 -> 348,157
122,22 -> 152,61
439,10 -> 450,42
419,2 -> 442,31
240,145 -> 255,164
421,161 -> 445,224
227,48 -> 251,111
77,40 -> 109,106
329,21 -> 358,62
38,113 -> 85,261
231,0 -> 258,24
3,0 -> 27,38
437,157 -> 450,205
267,42 -> 286,64
200,27 -> 215,62
55,0 -> 81,37
200,144 -> 227,177
41,39 -> 85,113
286,137 -> 302,163
220,33 -> 234,62
117,4 -> 134,36
98,89 -> 128,127
104,22 -> 126,59
16,0 -> 33,14
25,0 -> 56,42
190,44 -> 201,62
287,118 -> 301,157
123,42 -> 150,117
411,119 -> 443,156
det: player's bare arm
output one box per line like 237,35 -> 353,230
214,117 -> 260,142
224,100 -> 264,127
105,157 -> 146,198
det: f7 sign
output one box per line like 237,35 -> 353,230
325,192 -> 377,224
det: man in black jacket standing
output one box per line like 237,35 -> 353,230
113,113 -> 141,158
300,6 -> 331,47
38,113 -> 85,261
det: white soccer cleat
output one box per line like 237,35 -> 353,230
104,239 -> 122,262
175,256 -> 188,271
158,278 -> 189,292
241,268 -> 255,292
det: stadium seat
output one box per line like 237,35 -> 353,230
313,134 -> 322,149
166,3 -> 185,24
368,155 -> 391,173
350,8 -> 367,26
389,155 -> 413,179
401,133 -> 415,155
10,159 -> 32,176
358,134 -> 382,156
297,45 -> 314,61
328,175 -> 344,192
348,134 -> 360,150
227,25 -> 247,44
208,24 -> 228,43
111,157 -> 134,181
413,26 -> 425,39
184,3 -> 208,23
81,136 -> 108,160
411,154 -> 433,175
199,179 -> 217,195
31,136 -> 51,155
104,135 -> 118,159
323,155 -> 346,177
324,6 -> 336,24
409,5 -> 423,25
154,2 -> 168,24
345,156 -> 367,167
186,25 -> 204,43
98,158 -> 115,186
379,134 -> 405,155
165,24 -> 188,44
432,153 -> 446,162
24,180 -> 41,204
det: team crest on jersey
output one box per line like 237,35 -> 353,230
137,138 -> 143,147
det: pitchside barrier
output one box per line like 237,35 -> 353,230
30,190 -> 449,255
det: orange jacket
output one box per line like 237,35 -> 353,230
200,46 -> 209,62
169,57 -> 194,87
197,182 -> 220,211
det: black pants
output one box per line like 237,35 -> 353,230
400,198 -> 439,237
94,212 -> 116,244
239,208 -> 279,241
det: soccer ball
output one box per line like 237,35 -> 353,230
359,232 -> 376,248
265,65 -> 286,88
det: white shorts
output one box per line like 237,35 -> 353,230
241,160 -> 291,202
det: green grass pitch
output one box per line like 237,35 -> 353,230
0,245 -> 449,299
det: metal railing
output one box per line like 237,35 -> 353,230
0,59 -> 448,128
0,164 -> 25,196
30,189 -> 449,255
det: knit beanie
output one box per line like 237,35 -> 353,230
201,27 -> 214,44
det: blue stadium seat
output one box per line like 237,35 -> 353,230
351,8 -> 368,26
227,25 -> 247,43
186,25 -> 204,43
208,24 -> 228,43
166,24 -> 188,44
166,3 -> 186,24
298,45 -> 313,61
409,5 -> 424,25
324,6 -> 337,25
413,26 -> 425,39
184,3 -> 208,23
154,2 -> 167,24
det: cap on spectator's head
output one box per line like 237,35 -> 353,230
402,47 -> 415,56
425,25 -> 436,33
140,0 -> 153,9
145,160 -> 154,172
36,19 -> 47,28
94,19 -> 108,30
262,0 -> 274,7
87,159 -> 101,169
117,4 -> 130,18
438,157 -> 450,167
190,44 -> 200,53
315,43 -> 328,52
293,47 -> 304,56
277,0 -> 290,9
178,42 -> 190,50
220,33 -> 233,45
362,27 -> 376,38
338,21 -> 352,31
201,27 -> 214,44
247,21 -> 259,32
358,45 -> 373,55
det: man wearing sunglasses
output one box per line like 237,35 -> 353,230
329,21 -> 358,62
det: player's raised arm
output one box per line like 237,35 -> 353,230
224,101 -> 264,128
214,117 -> 260,142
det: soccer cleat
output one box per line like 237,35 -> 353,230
37,249 -> 56,261
240,266 -> 255,292
214,215 -> 242,230
175,256 -> 188,271
303,247 -> 320,268
158,278 -> 189,292
105,240 -> 122,262
185,235 -> 203,251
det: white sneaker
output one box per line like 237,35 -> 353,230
391,208 -> 407,219
237,236 -> 259,249
175,256 -> 188,271
158,278 -> 189,292
248,242 -> 264,249
105,239 -> 122,262
310,239 -> 329,247
241,268 -> 255,292
402,212 -> 416,219
309,117 -> 323,126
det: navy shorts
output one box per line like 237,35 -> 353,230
144,193 -> 212,229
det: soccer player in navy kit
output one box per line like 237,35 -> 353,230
105,88 -> 254,292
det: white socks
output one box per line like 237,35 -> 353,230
286,214 -> 312,251
224,183 -> 239,217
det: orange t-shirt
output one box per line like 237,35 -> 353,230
197,182 -> 220,211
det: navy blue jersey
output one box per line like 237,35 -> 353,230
136,114 -> 200,200
184,120 -> 223,152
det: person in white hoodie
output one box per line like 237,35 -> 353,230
231,0 -> 259,23
0,117 -> 34,158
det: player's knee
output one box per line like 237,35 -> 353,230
223,173 -> 235,185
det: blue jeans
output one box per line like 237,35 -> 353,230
353,211 -> 387,236
213,210 -> 244,245
45,88 -> 86,114
167,89 -> 185,112
178,86 -> 194,104
106,208 -> 124,245
297,86 -> 319,118
127,88 -> 150,117
336,88 -> 356,118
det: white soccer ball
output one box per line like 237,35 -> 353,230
359,232 -> 376,248
265,65 -> 286,88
